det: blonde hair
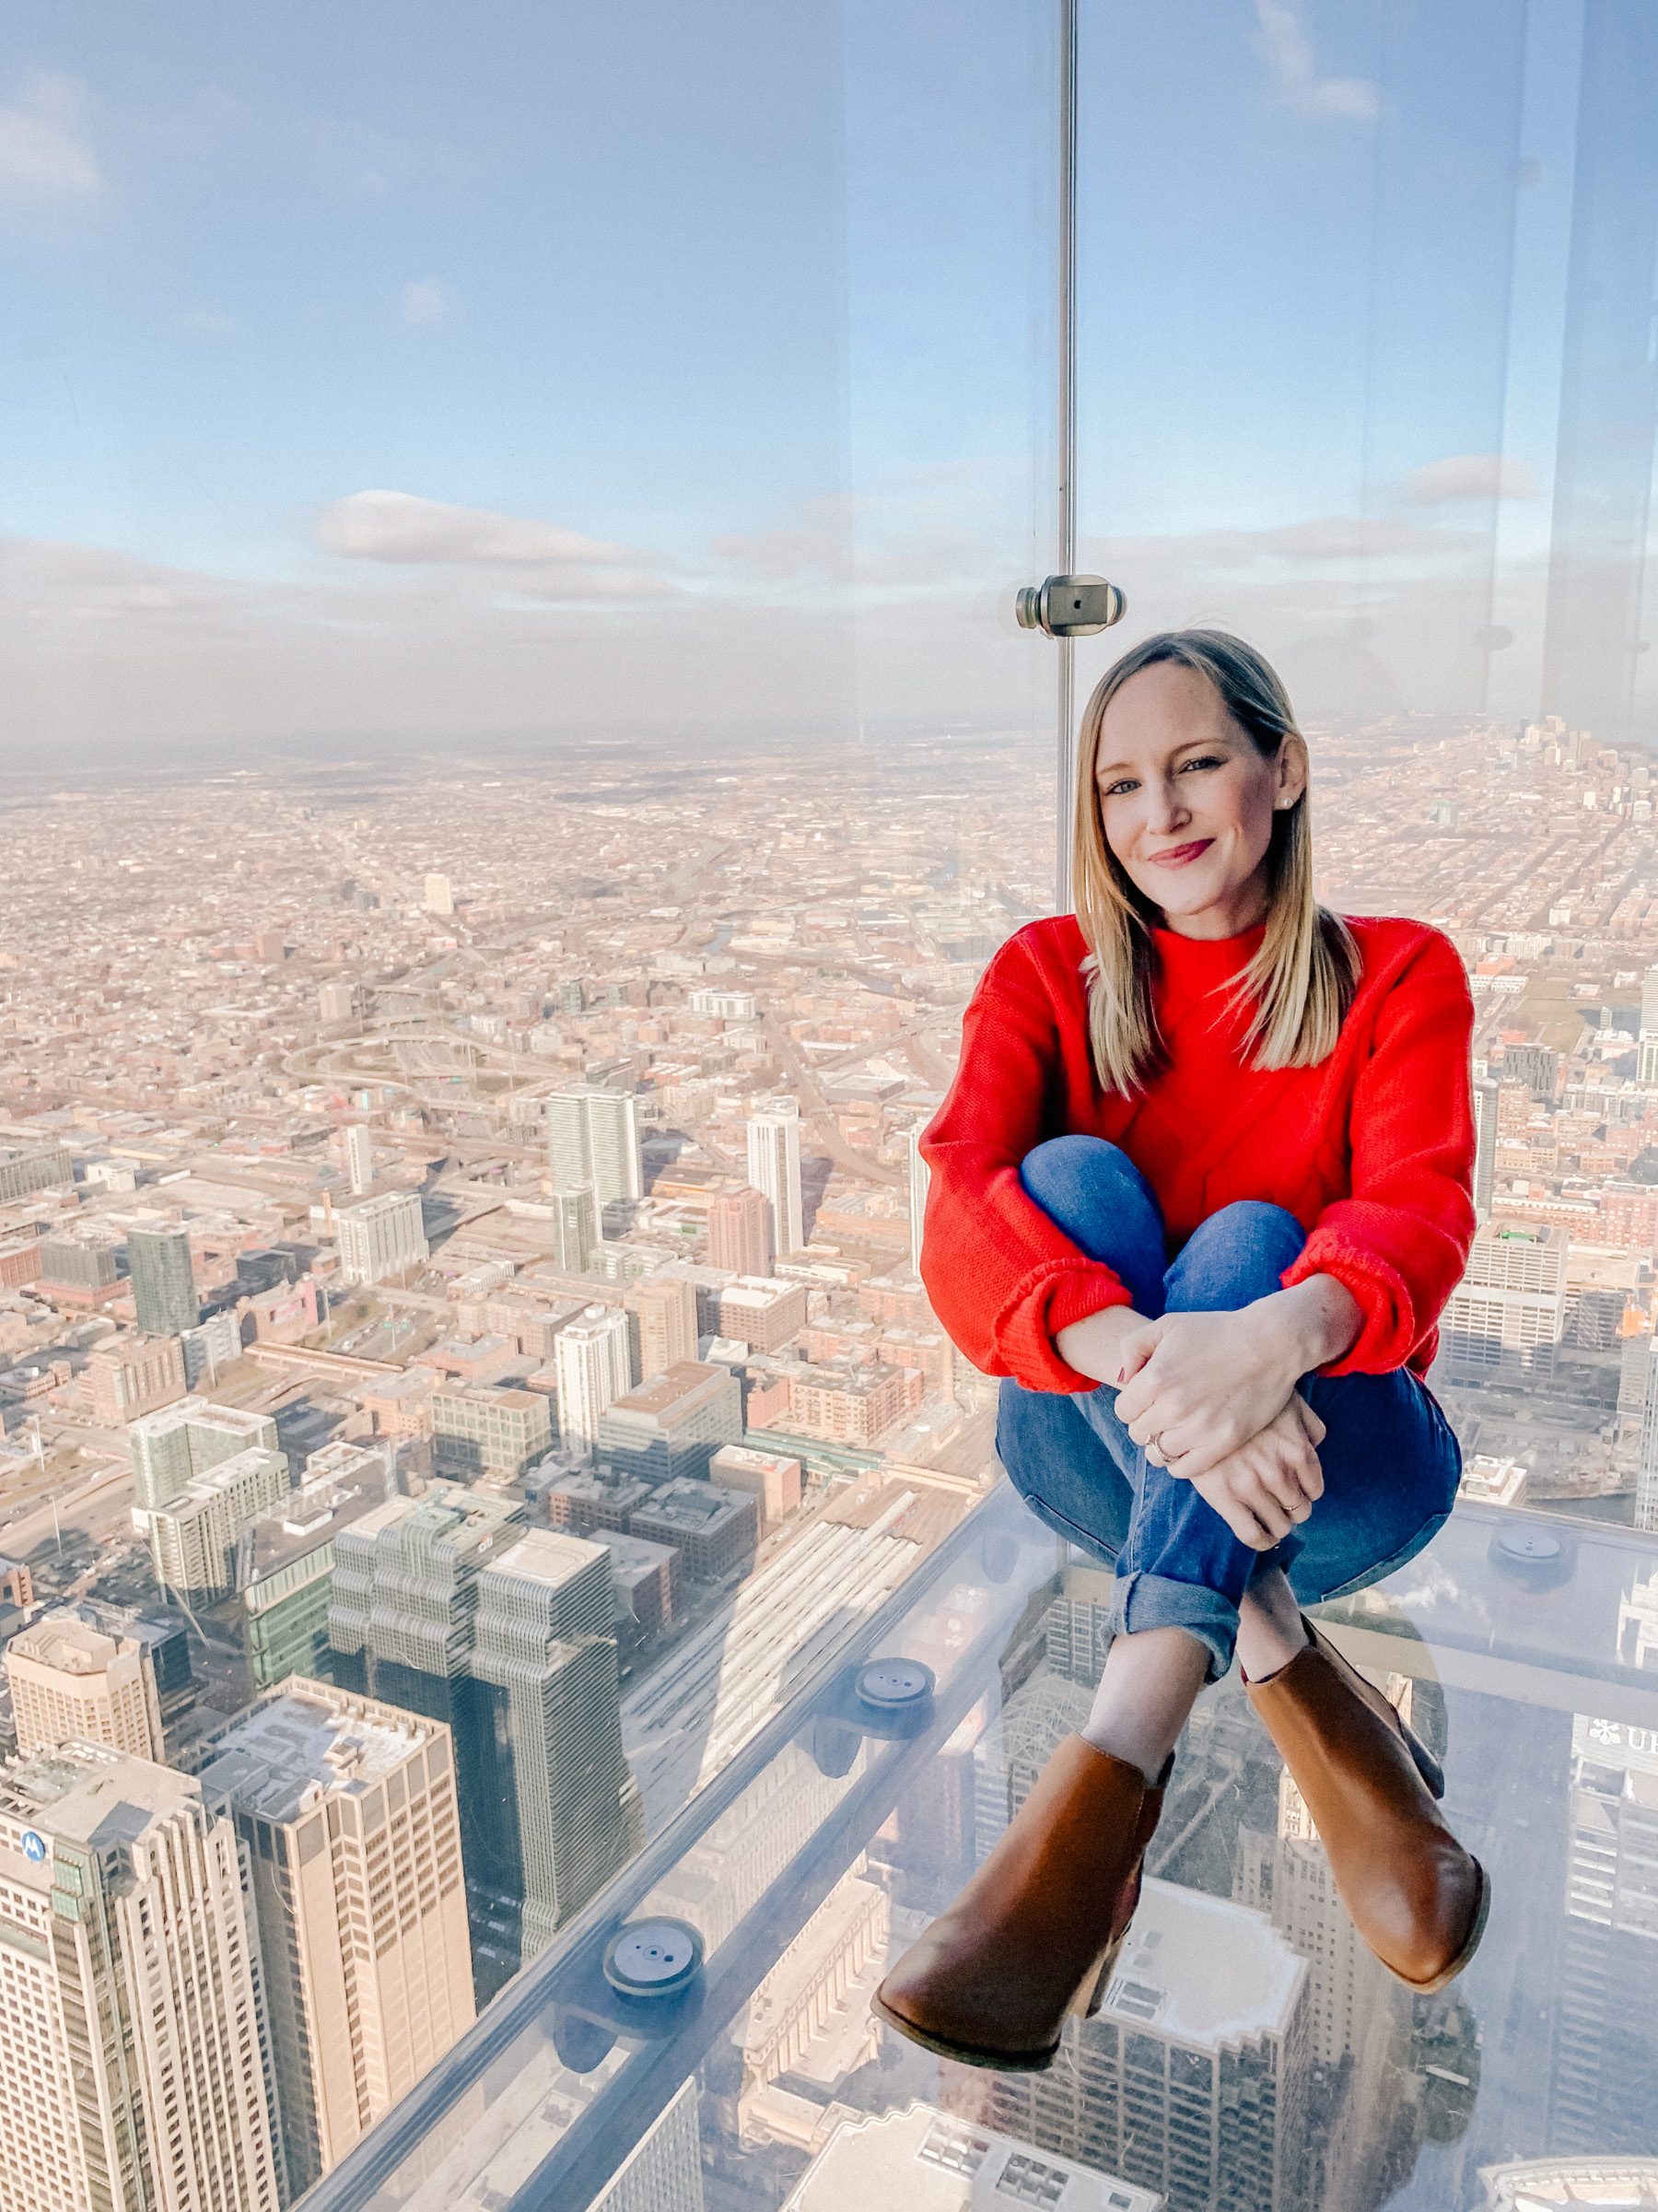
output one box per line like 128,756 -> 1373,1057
1073,627 -> 1360,1095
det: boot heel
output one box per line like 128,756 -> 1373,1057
1067,1930 -> 1125,2021
1399,1716 -> 1444,1801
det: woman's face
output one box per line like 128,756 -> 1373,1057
1094,661 -> 1306,940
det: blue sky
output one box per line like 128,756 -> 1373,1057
1,0 -> 1648,757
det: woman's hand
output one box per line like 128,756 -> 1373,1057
1183,1394 -> 1326,1551
1112,1276 -> 1360,1481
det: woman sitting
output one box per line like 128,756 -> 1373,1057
874,628 -> 1488,2072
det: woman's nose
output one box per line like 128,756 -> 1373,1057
1145,779 -> 1187,831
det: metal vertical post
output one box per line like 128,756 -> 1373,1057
1056,0 -> 1080,914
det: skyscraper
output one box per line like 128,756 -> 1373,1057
1547,1712 -> 1658,2152
192,1681 -> 476,2199
746,1095 -> 804,1258
335,1189 -> 429,1284
957,1878 -> 1309,2206
128,1399 -> 292,1600
554,1303 -> 635,1457
625,1272 -> 699,1377
327,1486 -> 636,1998
1470,1076 -> 1498,1223
469,1530 -> 641,1958
425,872 -> 454,915
126,1222 -> 198,1336
552,1181 -> 598,1271
129,1399 -> 282,1509
1636,1353 -> 1658,1534
238,1448 -> 391,1688
5,1612 -> 166,1761
707,1184 -> 772,1275
0,1743 -> 284,2212
546,1084 -> 643,1206
345,1122 -> 374,1194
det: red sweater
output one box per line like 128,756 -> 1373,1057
920,914 -> 1475,1391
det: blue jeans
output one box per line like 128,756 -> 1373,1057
996,1136 -> 1461,1680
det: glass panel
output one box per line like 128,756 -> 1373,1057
1078,0 -> 1658,1547
1,1 -> 1057,2206
299,1488 -> 1658,2212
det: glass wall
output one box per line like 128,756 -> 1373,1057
1079,0 -> 1658,1545
0,4 -> 1061,2209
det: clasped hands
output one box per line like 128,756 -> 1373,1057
1055,1281 -> 1360,1552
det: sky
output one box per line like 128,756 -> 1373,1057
2,0 -> 1652,763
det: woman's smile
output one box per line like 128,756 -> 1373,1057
1144,837 -> 1214,869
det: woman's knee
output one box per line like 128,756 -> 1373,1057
1020,1135 -> 1141,1213
1020,1138 -> 1165,1294
1167,1200 -> 1306,1310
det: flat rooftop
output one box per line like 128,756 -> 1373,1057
7,1613 -> 127,1676
608,1361 -> 732,1420
487,1527 -> 608,1591
194,1685 -> 436,1822
242,1470 -> 391,1585
2,1741 -> 200,1849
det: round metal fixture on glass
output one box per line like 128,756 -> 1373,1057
1014,573 -> 1127,638
1487,1518 -> 1574,1591
855,1657 -> 935,1711
601,1918 -> 704,2000
1496,1525 -> 1560,1564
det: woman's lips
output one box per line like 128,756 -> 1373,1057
1145,838 -> 1213,868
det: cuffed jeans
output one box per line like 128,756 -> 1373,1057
996,1136 -> 1461,1680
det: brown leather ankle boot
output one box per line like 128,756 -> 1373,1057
1246,1619 -> 1489,1994
872,1735 -> 1169,2071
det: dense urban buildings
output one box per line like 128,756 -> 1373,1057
6,709 -> 1658,2207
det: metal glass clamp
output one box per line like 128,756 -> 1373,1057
1015,574 -> 1127,638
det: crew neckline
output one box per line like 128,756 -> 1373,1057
1150,920 -> 1267,963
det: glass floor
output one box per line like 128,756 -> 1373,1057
298,1482 -> 1658,2212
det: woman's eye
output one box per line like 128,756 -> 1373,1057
1101,778 -> 1137,798
1180,755 -> 1224,772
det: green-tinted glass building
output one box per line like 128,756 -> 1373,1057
126,1223 -> 199,1336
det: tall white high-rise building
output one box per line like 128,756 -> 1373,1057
6,1613 -> 166,1762
553,1304 -> 635,1457
590,2079 -> 706,2212
193,1681 -> 476,2201
345,1123 -> 374,1194
552,1182 -> 598,1271
906,1125 -> 931,1278
425,872 -> 454,916
1441,1223 -> 1568,1378
546,1085 -> 643,1207
1635,1350 -> 1658,1533
746,1095 -> 804,1258
336,1189 -> 429,1284
1470,1076 -> 1499,1222
0,1742 -> 284,2212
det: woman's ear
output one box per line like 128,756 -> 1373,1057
1276,733 -> 1310,809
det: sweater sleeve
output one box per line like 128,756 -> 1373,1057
1280,930 -> 1476,1375
918,940 -> 1132,1392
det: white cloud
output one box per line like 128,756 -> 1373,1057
316,489 -> 634,568
1407,453 -> 1537,503
0,72 -> 102,202
1252,1 -> 1377,121
401,275 -> 453,324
